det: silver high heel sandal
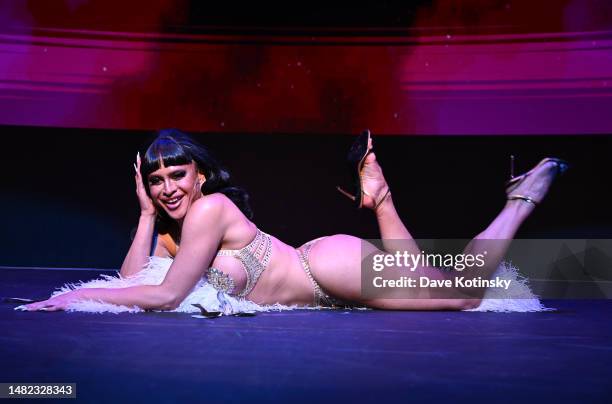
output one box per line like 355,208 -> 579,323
505,155 -> 569,205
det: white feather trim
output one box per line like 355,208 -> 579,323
466,261 -> 553,312
38,257 -> 551,314
52,256 -> 296,314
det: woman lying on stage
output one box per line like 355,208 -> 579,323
22,129 -> 567,312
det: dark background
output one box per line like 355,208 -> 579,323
2,125 -> 610,269
3,0 -> 610,33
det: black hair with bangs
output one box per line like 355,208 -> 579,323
141,129 -> 253,226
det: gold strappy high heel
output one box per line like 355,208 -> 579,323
505,156 -> 569,205
336,129 -> 391,210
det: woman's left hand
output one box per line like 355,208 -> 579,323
21,290 -> 83,311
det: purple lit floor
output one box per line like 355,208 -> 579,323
1,267 -> 611,404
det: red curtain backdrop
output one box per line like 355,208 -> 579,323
0,0 -> 610,134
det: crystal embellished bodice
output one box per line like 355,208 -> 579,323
205,228 -> 272,297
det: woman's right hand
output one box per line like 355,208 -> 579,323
134,152 -> 156,216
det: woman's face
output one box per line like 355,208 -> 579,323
147,161 -> 204,221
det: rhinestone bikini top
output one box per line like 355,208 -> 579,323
205,228 -> 272,297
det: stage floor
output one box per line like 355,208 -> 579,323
1,267 -> 611,403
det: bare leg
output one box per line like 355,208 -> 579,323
307,157 -> 563,310
360,151 -> 421,256
453,160 -> 562,301
307,200 -> 535,310
461,199 -> 534,280
364,148 -> 555,287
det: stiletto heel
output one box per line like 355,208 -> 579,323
336,129 -> 392,210
336,129 -> 372,208
505,157 -> 569,205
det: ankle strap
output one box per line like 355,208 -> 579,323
508,194 -> 538,205
374,188 -> 391,210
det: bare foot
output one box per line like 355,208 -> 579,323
360,149 -> 390,210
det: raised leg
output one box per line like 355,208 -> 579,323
307,198 -> 535,310
360,151 -> 421,256
308,157 -> 563,310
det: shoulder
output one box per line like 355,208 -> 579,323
191,192 -> 228,210
186,193 -> 226,219
183,193 -> 239,226
184,193 -> 255,248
